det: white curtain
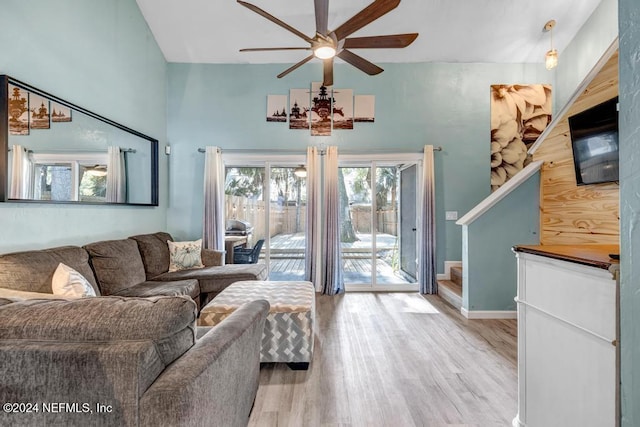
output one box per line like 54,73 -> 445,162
203,146 -> 225,251
9,145 -> 33,199
321,146 -> 344,295
106,146 -> 126,203
420,145 -> 437,294
305,146 -> 321,289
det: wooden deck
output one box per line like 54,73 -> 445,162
261,232 -> 416,285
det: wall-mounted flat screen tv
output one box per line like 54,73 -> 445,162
568,97 -> 619,186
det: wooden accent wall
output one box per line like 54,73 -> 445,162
533,51 -> 619,245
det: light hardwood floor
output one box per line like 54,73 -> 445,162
248,293 -> 517,427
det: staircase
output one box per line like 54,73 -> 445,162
438,265 -> 462,310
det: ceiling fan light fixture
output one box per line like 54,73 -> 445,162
314,46 -> 336,59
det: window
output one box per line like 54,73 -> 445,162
31,153 -> 108,202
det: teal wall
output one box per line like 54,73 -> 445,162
618,0 -> 639,424
0,0 -> 168,252
461,0 -> 619,314
555,0 -> 618,110
166,61 -> 548,268
462,171 -> 540,311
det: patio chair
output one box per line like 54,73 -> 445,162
233,239 -> 264,264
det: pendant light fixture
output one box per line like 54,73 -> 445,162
544,19 -> 558,70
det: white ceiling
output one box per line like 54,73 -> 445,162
136,0 -> 603,65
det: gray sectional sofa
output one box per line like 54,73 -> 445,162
0,295 -> 269,426
0,231 -> 268,309
0,232 -> 271,426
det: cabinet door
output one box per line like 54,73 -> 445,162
517,254 -> 616,427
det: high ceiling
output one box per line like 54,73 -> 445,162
136,0 -> 603,65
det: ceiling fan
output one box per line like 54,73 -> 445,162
237,0 -> 418,87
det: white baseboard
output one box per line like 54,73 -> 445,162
461,307 -> 517,319
437,260 -> 462,280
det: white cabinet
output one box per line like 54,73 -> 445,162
513,249 -> 617,427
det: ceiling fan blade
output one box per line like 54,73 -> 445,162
277,55 -> 315,79
240,47 -> 311,52
337,49 -> 383,75
343,33 -> 418,49
323,57 -> 334,87
333,0 -> 400,41
315,0 -> 329,35
237,1 -> 312,43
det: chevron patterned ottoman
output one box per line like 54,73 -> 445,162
198,280 -> 315,370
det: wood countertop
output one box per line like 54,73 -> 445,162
513,244 -> 620,270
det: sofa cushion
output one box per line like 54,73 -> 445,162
51,263 -> 96,298
0,246 -> 99,295
0,296 -> 197,366
84,239 -> 147,295
129,232 -> 173,280
155,264 -> 268,295
168,239 -> 205,272
0,288 -> 69,301
112,279 -> 199,301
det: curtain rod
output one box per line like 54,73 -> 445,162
197,146 -> 442,153
8,147 -> 136,153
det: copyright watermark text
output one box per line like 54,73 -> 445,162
3,402 -> 113,414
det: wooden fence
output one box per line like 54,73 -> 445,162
226,195 -> 307,242
350,205 -> 398,236
226,196 -> 398,241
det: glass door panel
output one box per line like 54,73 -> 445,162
375,166 -> 400,284
339,167 -> 373,285
224,167 -> 266,265
374,165 -> 418,286
268,167 -> 306,280
399,165 -> 418,282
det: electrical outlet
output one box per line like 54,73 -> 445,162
445,211 -> 458,221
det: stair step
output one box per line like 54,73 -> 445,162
438,280 -> 462,309
450,265 -> 463,288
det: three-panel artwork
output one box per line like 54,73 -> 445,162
8,84 -> 72,136
266,83 -> 375,136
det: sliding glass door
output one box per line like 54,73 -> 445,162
339,159 -> 420,291
268,166 -> 306,280
224,160 -> 306,280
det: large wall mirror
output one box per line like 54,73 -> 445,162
0,75 -> 158,206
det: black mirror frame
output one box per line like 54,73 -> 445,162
0,75 -> 158,206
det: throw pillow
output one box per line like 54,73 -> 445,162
167,239 -> 205,272
51,263 -> 97,298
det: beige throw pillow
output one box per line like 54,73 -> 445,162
167,239 -> 205,272
51,263 -> 96,298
